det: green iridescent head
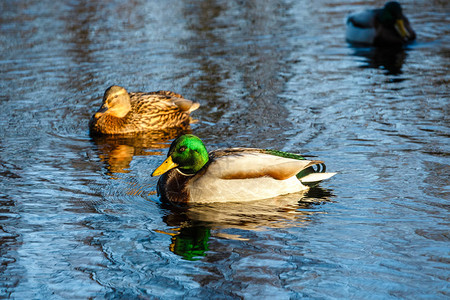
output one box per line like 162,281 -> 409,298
152,134 -> 209,176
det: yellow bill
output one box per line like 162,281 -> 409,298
152,156 -> 178,176
394,19 -> 410,40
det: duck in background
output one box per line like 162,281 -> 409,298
151,134 -> 336,204
346,1 -> 416,46
89,85 -> 200,135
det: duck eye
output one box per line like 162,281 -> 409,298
179,146 -> 187,152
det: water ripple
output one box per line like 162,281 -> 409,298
0,0 -> 449,298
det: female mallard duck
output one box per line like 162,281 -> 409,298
89,85 -> 200,135
346,1 -> 416,46
152,134 -> 336,204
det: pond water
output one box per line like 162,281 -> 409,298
0,0 -> 449,298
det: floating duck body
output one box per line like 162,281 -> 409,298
152,135 -> 336,204
90,86 -> 199,135
346,1 -> 416,46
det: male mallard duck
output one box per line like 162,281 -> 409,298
89,85 -> 200,135
346,1 -> 416,46
152,134 -> 336,204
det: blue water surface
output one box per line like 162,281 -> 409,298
0,0 -> 448,298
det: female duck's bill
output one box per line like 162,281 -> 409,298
346,1 -> 416,46
152,134 -> 336,204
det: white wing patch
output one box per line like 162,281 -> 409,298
300,172 -> 337,183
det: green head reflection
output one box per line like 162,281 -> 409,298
170,225 -> 211,261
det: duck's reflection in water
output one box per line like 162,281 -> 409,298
158,187 -> 334,260
90,128 -> 191,177
350,45 -> 410,76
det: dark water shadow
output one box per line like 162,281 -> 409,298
348,45 -> 412,76
157,187 -> 334,260
89,128 -> 191,177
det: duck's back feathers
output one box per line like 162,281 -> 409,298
347,9 -> 378,28
148,90 -> 184,98
130,92 -> 199,130
207,149 -> 323,180
148,90 -> 201,112
130,91 -> 199,114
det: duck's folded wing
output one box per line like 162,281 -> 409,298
347,9 -> 378,28
172,98 -> 200,113
149,90 -> 184,98
130,93 -> 199,114
148,91 -> 200,113
207,152 -> 323,180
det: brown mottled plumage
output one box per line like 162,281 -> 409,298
89,85 -> 200,135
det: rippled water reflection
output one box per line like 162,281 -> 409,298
1,0 -> 449,298
90,128 -> 191,176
